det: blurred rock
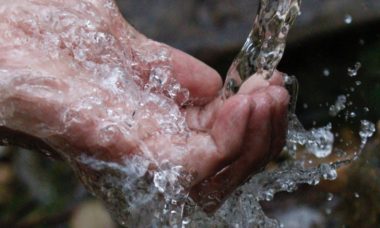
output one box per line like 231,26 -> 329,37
70,200 -> 116,228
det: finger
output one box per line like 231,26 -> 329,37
266,86 -> 289,159
190,91 -> 273,212
186,95 -> 251,185
170,48 -> 223,105
268,70 -> 285,86
185,97 -> 223,131
237,73 -> 270,95
238,70 -> 286,96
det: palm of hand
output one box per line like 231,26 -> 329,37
0,0 -> 289,211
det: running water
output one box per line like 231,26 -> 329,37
64,1 -> 375,227
223,0 -> 302,99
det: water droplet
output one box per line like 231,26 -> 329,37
354,192 -> 360,198
307,124 -> 334,158
344,14 -> 352,24
182,217 -> 191,225
322,68 -> 331,77
263,189 -> 274,201
355,81 -> 362,86
303,103 -> 309,109
327,193 -> 334,201
347,62 -> 362,77
307,178 -> 320,186
329,95 -> 347,117
359,120 -> 376,140
320,164 -> 338,180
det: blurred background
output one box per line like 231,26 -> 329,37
1,0 -> 379,227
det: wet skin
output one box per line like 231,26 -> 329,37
0,0 -> 289,212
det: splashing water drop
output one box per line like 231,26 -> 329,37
323,68 -> 330,77
307,124 -> 334,158
348,62 -> 362,77
344,14 -> 353,24
327,193 -> 334,201
320,164 -> 338,181
329,95 -> 347,117
359,120 -> 376,147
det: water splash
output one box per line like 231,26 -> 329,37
329,95 -> 347,117
348,62 -> 362,77
344,14 -> 353,24
68,0 -> 370,226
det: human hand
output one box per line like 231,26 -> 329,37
0,0 -> 289,213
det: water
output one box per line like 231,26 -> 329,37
0,1 -> 375,227
329,95 -> 347,117
344,14 -> 353,24
70,1 -> 375,227
348,62 -> 362,77
222,0 -> 302,98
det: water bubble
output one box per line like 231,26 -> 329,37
327,193 -> 334,201
347,62 -> 362,77
325,208 -> 332,215
329,95 -> 347,117
263,189 -> 275,201
307,178 -> 320,186
354,192 -> 360,198
303,103 -> 309,109
323,68 -> 330,77
359,120 -> 376,141
182,217 -> 191,226
320,164 -> 338,180
344,14 -> 352,24
355,81 -> 362,86
307,124 -> 334,158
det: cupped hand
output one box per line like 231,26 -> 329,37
0,0 -> 289,212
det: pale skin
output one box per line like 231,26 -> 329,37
0,0 -> 289,213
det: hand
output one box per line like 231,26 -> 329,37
0,0 -> 289,212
